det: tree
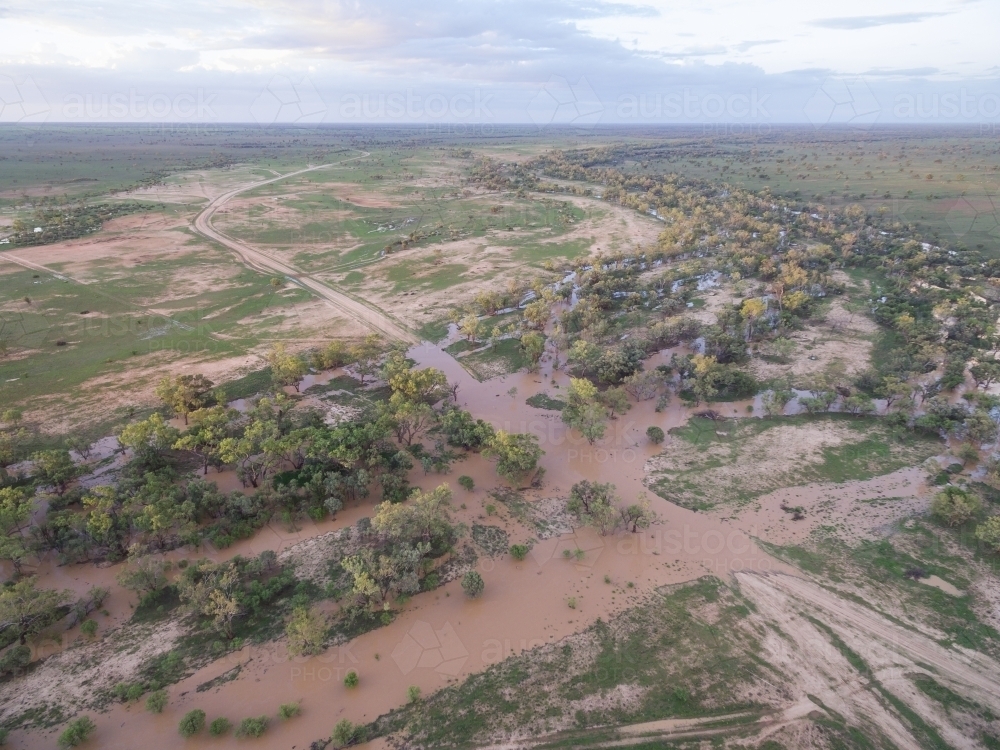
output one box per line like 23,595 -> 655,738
0,486 -> 33,575
842,395 -> 876,416
342,544 -> 425,604
439,408 -> 495,451
562,378 -> 606,444
971,359 -> 1000,390
964,409 -> 998,447
646,426 -> 665,444
459,313 -> 483,343
351,334 -> 384,385
385,358 -> 449,404
0,578 -> 70,644
372,484 -> 454,546
117,414 -> 180,463
761,388 -> 794,417
31,449 -> 80,495
332,719 -> 356,748
385,398 -> 435,446
931,486 -> 982,527
975,516 -> 1000,554
173,405 -> 235,474
267,344 -> 308,392
179,709 -> 206,738
483,431 -> 544,486
58,717 -> 96,748
689,355 -> 719,405
740,298 -> 767,340
155,374 -> 214,425
567,481 -> 620,535
875,375 -> 910,412
567,339 -> 601,372
620,494 -> 654,532
116,549 -> 169,599
523,298 -> 551,330
599,386 -> 630,419
145,690 -> 168,713
623,370 -> 660,401
520,331 -> 545,369
461,570 -> 484,598
286,606 -> 327,656
313,340 -> 351,370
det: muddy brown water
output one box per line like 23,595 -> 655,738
11,343 -> 815,749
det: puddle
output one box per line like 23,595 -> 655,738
919,575 -> 963,597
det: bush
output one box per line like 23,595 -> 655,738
461,570 -> 485,598
407,685 -> 421,703
178,709 -> 206,738
646,426 -> 665,444
976,516 -> 1000,554
930,486 -> 982,527
236,716 -> 269,738
58,717 -> 96,748
0,645 -> 31,677
145,690 -> 168,713
80,619 -> 98,638
332,719 -> 355,747
278,702 -> 301,719
344,670 -> 359,688
209,717 -> 232,736
458,475 -> 475,491
509,544 -> 529,561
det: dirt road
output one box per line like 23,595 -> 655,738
191,154 -> 418,344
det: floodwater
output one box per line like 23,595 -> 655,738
10,339 -> 878,750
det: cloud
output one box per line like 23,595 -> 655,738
734,39 -> 783,53
862,67 -> 939,77
810,12 -> 950,30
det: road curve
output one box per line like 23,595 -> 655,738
192,154 -> 418,344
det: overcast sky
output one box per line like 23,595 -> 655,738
0,0 -> 997,124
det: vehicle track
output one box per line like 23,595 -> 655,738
191,153 -> 418,344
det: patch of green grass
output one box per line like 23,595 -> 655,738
526,392 -> 566,411
461,338 -> 531,381
418,319 -> 451,343
650,414 -> 941,510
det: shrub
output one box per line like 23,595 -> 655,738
178,709 -> 206,738
646,426 -> 665,444
461,571 -> 485,598
209,718 -> 232,736
344,670 -> 359,688
509,544 -> 529,561
278,703 -> 301,720
80,619 -> 98,638
567,597 -> 577,609
332,719 -> 355,747
458,475 -> 475,491
407,685 -> 421,703
58,717 -> 96,748
975,516 -> 1000,554
930,486 -> 982,527
236,716 -> 269,738
145,690 -> 168,713
485,503 -> 496,515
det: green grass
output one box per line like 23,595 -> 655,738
526,392 -> 566,411
649,414 -> 941,510
418,318 -> 451,343
460,338 -> 531,381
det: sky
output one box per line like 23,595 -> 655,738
0,0 -> 997,125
